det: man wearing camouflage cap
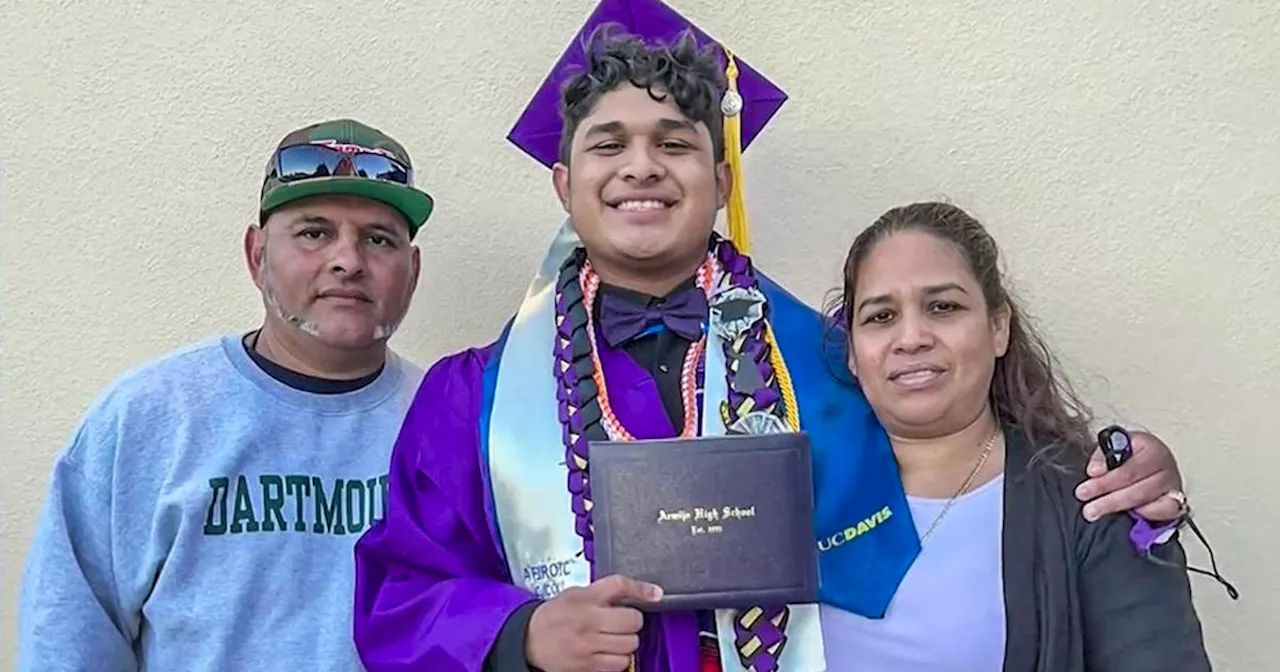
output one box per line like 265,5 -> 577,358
17,118 -> 432,671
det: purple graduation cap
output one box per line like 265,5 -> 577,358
506,0 -> 788,253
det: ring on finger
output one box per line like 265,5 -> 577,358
1164,489 -> 1191,516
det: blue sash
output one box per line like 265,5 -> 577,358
754,274 -> 921,618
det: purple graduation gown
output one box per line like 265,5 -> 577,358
353,335 -> 703,671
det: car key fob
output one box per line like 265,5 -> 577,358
1097,425 -> 1132,470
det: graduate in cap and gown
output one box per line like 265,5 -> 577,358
353,1 -> 1191,670
353,5 -> 907,669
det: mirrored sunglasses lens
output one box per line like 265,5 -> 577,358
277,145 -> 343,180
351,154 -> 409,184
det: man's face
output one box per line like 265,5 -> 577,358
245,194 -> 420,350
552,85 -> 731,281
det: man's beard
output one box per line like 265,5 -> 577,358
258,262 -> 404,343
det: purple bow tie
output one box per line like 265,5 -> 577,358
599,287 -> 708,346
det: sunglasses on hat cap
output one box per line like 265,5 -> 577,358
272,140 -> 412,187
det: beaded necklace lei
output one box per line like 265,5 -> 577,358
579,258 -> 715,440
551,234 -> 801,671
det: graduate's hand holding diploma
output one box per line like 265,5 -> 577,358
526,574 -> 664,672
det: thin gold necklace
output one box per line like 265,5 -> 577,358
918,429 -> 1000,544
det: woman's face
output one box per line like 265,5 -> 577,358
848,230 -> 1010,439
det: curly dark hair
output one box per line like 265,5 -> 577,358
557,25 -> 726,165
831,201 -> 1097,466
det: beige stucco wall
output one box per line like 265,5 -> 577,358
2,0 -> 1275,668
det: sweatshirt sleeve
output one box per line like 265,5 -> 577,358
1076,513 -> 1213,671
17,412 -> 144,672
353,347 -> 540,671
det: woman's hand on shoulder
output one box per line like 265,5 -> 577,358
1073,430 -> 1187,523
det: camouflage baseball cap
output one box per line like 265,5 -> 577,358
259,118 -> 434,238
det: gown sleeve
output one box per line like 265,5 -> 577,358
353,345 -> 539,672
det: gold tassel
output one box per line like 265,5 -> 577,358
721,45 -> 799,429
720,45 -> 751,255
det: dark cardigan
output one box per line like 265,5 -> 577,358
1000,426 -> 1213,671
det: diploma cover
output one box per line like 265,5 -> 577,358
589,432 -> 819,612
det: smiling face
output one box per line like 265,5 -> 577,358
848,229 -> 1011,439
246,194 -> 420,351
552,84 -> 730,290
